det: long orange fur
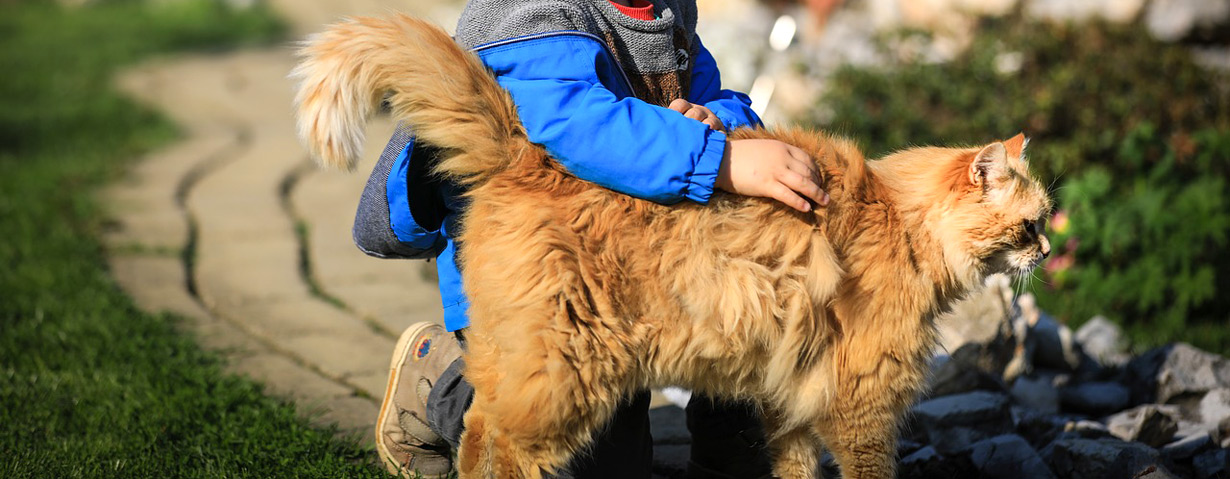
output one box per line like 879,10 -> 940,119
292,14 -> 1053,479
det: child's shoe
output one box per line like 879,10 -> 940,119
375,322 -> 461,477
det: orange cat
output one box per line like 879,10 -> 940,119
293,15 -> 1052,479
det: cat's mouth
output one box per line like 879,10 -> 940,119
995,250 -> 1044,279
1010,252 -> 1047,279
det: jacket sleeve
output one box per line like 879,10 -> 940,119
351,124 -> 448,260
687,36 -> 762,131
479,35 -> 726,205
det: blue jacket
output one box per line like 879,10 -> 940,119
357,32 -> 761,331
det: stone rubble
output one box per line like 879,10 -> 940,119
1194,448 -> 1230,478
912,391 -> 1015,454
1010,372 -> 1061,415
1042,437 -> 1170,479
1125,343 -> 1230,405
1059,381 -> 1132,416
883,285 -> 1230,478
1106,405 -> 1181,447
1076,316 -> 1130,367
1200,389 -> 1230,426
967,434 -> 1056,479
1032,314 -> 1083,372
1163,432 -> 1217,462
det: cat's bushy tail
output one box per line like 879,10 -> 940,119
291,14 -> 525,180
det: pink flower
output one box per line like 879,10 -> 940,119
1064,237 -> 1080,253
1045,253 -> 1074,274
1043,250 -> 1077,288
1051,210 -> 1070,235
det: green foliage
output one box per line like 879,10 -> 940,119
808,18 -> 1230,352
0,1 -> 387,477
812,18 -> 1230,186
1037,126 -> 1230,351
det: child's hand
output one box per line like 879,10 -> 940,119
717,139 -> 830,212
668,99 -> 724,131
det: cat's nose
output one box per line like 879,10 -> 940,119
1039,236 -> 1051,259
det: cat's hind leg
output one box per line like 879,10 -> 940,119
455,370 -> 632,479
456,306 -> 635,477
456,403 -> 556,479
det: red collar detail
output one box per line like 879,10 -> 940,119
609,0 -> 656,21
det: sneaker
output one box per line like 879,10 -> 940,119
376,321 -> 462,477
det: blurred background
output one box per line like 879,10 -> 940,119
0,0 -> 1227,477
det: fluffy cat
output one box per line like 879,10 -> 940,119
292,14 -> 1053,479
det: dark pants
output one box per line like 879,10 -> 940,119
426,335 -> 772,479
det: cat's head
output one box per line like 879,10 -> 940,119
880,134 -> 1053,285
960,134 -> 1053,280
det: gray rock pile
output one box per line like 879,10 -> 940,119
912,283 -> 1230,478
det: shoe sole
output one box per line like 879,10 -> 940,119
375,321 -> 438,475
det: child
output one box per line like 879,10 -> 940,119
357,0 -> 828,477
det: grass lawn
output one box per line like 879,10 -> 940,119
0,1 -> 391,477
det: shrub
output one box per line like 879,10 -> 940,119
811,18 -> 1230,185
1038,125 -> 1230,349
807,18 -> 1230,352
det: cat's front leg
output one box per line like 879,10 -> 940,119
767,427 -> 821,479
814,412 -> 898,479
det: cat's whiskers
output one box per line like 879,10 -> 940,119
1029,269 -> 1051,292
1046,171 -> 1066,196
1012,273 -> 1028,299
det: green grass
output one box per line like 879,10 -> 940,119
0,1 -> 392,477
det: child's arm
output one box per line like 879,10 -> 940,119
496,73 -> 725,206
665,99 -> 828,212
667,98 -> 725,131
485,38 -> 824,211
667,36 -> 829,211
720,138 -> 829,212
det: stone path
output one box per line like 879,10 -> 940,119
103,0 -> 469,439
102,0 -> 686,457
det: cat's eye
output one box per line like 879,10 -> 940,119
1023,219 -> 1037,234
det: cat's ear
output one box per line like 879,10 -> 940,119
1003,133 -> 1028,162
968,141 -> 1007,187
